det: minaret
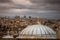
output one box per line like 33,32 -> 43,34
37,18 -> 42,24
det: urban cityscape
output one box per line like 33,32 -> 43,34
0,16 -> 60,39
0,0 -> 60,40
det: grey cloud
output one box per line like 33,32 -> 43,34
9,0 -> 60,11
0,0 -> 60,11
0,0 -> 60,13
29,0 -> 60,11
46,0 -> 60,4
29,0 -> 60,4
0,0 -> 12,3
0,4 -> 60,13
15,4 -> 60,11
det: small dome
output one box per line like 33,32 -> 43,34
2,35 -> 13,38
17,24 -> 56,39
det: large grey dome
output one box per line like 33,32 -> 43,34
17,24 -> 56,39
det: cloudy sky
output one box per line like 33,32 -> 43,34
0,0 -> 60,19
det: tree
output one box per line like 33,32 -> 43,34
29,16 -> 32,19
24,16 -> 26,18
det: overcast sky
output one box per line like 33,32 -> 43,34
0,0 -> 60,19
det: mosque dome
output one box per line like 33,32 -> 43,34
17,24 -> 56,39
2,35 -> 13,38
2,31 -> 13,38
